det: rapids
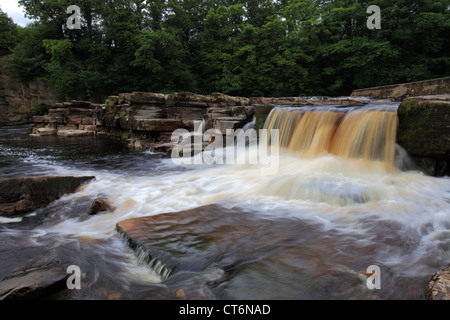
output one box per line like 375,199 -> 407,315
0,106 -> 449,299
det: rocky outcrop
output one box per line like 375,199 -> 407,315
351,77 -> 450,99
0,55 -> 59,125
425,266 -> 450,300
30,100 -> 100,137
30,91 -> 366,151
26,90 -> 450,176
0,176 -> 95,217
397,95 -> 450,176
115,204 -> 406,299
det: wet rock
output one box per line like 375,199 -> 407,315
36,127 -> 57,136
88,198 -> 113,215
30,91 -> 369,150
117,204 -> 434,299
397,94 -> 450,176
0,176 -> 95,217
57,129 -> 95,137
114,204 -> 333,297
0,260 -> 68,300
425,266 -> 450,300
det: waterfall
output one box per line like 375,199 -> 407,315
262,103 -> 400,170
116,225 -> 173,280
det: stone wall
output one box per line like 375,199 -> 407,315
350,77 -> 450,100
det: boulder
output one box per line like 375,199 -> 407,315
36,127 -> 57,136
0,176 -> 95,217
425,266 -> 450,300
88,198 -> 113,215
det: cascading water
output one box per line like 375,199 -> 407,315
262,103 -> 399,170
0,99 -> 449,299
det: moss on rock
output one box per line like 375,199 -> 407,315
397,95 -> 450,176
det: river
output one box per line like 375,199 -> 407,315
0,123 -> 449,299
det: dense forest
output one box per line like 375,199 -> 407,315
1,0 -> 449,102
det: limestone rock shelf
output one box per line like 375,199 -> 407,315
30,92 -> 367,151
0,176 -> 95,217
29,91 -> 450,176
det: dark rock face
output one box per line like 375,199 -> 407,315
88,198 -> 113,215
0,176 -> 95,217
397,95 -> 450,176
0,259 -> 67,300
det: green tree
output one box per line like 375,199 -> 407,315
4,0 -> 450,99
0,9 -> 20,54
5,22 -> 55,81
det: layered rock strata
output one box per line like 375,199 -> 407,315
0,176 -> 95,217
30,92 -> 366,151
397,94 -> 450,176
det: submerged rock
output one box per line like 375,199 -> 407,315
0,176 -> 95,217
0,259 -> 67,300
88,198 -> 113,215
115,204 -> 386,299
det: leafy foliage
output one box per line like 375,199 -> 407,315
33,102 -> 50,115
3,0 -> 449,100
0,9 -> 20,54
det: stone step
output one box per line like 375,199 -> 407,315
36,127 -> 57,136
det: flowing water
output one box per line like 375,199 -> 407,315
0,101 -> 449,299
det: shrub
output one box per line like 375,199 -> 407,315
34,103 -> 50,115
